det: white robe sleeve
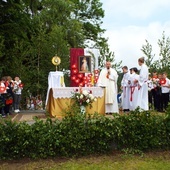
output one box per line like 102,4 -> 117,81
97,69 -> 106,86
108,69 -> 118,82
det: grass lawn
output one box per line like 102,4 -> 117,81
0,151 -> 169,170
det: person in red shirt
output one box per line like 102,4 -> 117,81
4,76 -> 14,115
0,77 -> 7,117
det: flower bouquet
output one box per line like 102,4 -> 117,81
71,88 -> 97,108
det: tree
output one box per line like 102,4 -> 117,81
141,31 -> 170,75
141,39 -> 155,73
0,0 -> 117,108
157,31 -> 170,73
71,0 -> 105,46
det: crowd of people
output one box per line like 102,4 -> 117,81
0,76 -> 23,118
148,71 -> 170,112
120,58 -> 170,113
97,57 -> 170,114
1,57 -> 169,117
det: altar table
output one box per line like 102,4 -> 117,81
45,71 -> 65,105
46,87 -> 105,118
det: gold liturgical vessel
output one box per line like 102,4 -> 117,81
52,55 -> 61,70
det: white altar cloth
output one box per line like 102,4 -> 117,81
52,87 -> 104,99
45,71 -> 65,105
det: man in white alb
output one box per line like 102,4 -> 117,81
121,66 -> 131,112
136,57 -> 149,111
97,61 -> 119,114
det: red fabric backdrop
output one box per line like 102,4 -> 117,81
70,48 -> 84,87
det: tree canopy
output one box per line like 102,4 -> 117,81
141,31 -> 170,75
0,0 -> 116,105
1,0 -> 170,108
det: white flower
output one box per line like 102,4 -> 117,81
80,94 -> 83,99
86,99 -> 90,103
94,98 -> 97,102
82,90 -> 88,96
89,94 -> 94,100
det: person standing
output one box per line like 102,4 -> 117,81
121,66 -> 131,112
136,57 -> 149,111
153,73 -> 163,112
147,74 -> 154,110
160,72 -> 170,111
4,76 -> 14,115
97,61 -> 119,114
0,77 -> 7,117
13,76 -> 23,113
129,67 -> 140,111
151,71 -> 159,111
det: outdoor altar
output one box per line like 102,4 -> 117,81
45,48 -> 103,117
46,87 -> 105,118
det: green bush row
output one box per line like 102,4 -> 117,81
0,107 -> 169,160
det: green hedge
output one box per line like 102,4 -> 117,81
0,107 -> 169,160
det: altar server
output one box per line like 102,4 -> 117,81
129,67 -> 139,111
97,61 -> 119,114
137,57 -> 149,111
121,66 -> 131,112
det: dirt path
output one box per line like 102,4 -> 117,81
3,110 -> 47,122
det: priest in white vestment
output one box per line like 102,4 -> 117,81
121,66 -> 131,112
136,57 -> 149,111
97,61 -> 119,114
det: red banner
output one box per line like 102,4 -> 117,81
70,48 -> 84,87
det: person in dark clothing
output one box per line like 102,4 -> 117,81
4,76 -> 14,115
160,72 -> 170,111
151,73 -> 162,112
0,77 -> 7,118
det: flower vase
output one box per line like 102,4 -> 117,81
80,105 -> 86,114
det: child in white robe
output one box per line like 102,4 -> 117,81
129,68 -> 139,111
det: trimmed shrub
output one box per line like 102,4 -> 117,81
0,107 -> 169,160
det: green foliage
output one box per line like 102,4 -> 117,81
157,31 -> 170,73
0,109 -> 169,160
141,39 -> 155,71
0,0 -> 112,106
113,108 -> 169,151
141,31 -> 170,75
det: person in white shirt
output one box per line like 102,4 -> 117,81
121,66 -> 131,112
13,76 -> 23,113
97,61 -> 119,114
160,72 -> 170,111
136,57 -> 149,111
